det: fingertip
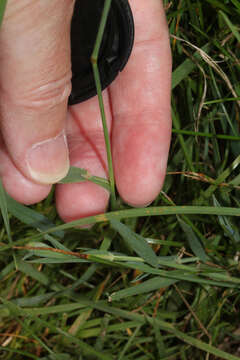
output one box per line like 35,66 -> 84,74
0,143 -> 51,205
113,119 -> 170,209
2,177 -> 51,206
117,168 -> 165,208
55,182 -> 109,223
1,168 -> 51,206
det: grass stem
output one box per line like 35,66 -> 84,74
91,0 -> 117,210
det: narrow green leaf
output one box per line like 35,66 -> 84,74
1,298 -> 114,360
172,328 -> 240,360
109,277 -> 177,301
178,218 -> 208,262
44,236 -> 72,252
206,0 -> 232,13
2,206 -> 240,251
231,0 -> 240,12
48,355 -> 71,360
116,262 -> 238,288
17,260 -> 49,286
0,346 -> 38,360
0,298 -> 53,354
152,320 -> 167,358
25,241 -> 73,259
0,0 -> 7,27
118,326 -> 141,360
91,0 -> 116,208
59,166 -> 110,191
172,43 -> 210,89
213,196 -> 240,242
0,179 -> 12,244
66,297 -> 240,360
219,10 -> 240,42
15,292 -> 56,307
0,180 -> 17,267
28,258 -> 87,264
110,219 -> 159,267
6,194 -> 64,238
203,154 -> 240,199
0,261 -> 15,281
24,303 -> 86,316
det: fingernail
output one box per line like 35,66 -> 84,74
26,132 -> 69,184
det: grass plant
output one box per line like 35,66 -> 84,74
1,0 -> 240,359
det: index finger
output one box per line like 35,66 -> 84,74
110,0 -> 172,206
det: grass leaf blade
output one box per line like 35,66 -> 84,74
6,194 -> 64,238
0,179 -> 12,244
59,166 -> 110,191
178,218 -> 208,262
110,219 -> 159,267
0,0 -> 7,27
109,276 -> 177,301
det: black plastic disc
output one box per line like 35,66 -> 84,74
68,0 -> 135,105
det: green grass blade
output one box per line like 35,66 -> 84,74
92,61 -> 116,208
172,128 -> 240,141
116,262 -> 238,288
219,10 -> 240,42
20,206 -> 240,242
91,0 -> 116,209
0,179 -> 12,244
205,0 -> 232,13
203,154 -> 240,199
109,277 -> 177,302
178,218 -> 208,262
23,242 -> 77,259
28,258 -> 86,264
23,303 -> 86,316
118,326 -> 141,360
213,196 -> 240,242
0,346 -> 38,360
171,43 -> 210,89
63,297 -> 240,360
110,219 -> 159,267
14,292 -> 56,307
172,105 -> 195,172
0,179 -> 17,267
6,194 -> 64,238
17,260 -> 49,286
59,166 -> 110,191
43,355 -> 71,360
231,0 -> 240,11
1,298 -> 114,360
0,0 -> 7,27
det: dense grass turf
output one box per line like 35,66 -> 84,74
1,0 -> 240,359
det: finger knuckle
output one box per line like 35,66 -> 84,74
14,75 -> 72,111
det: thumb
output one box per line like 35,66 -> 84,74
0,0 -> 75,184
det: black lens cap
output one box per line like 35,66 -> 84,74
69,0 -> 134,105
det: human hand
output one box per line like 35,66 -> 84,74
0,0 -> 172,222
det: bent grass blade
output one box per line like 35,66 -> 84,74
91,0 -> 117,210
59,166 -> 110,192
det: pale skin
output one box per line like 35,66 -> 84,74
0,0 -> 172,222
